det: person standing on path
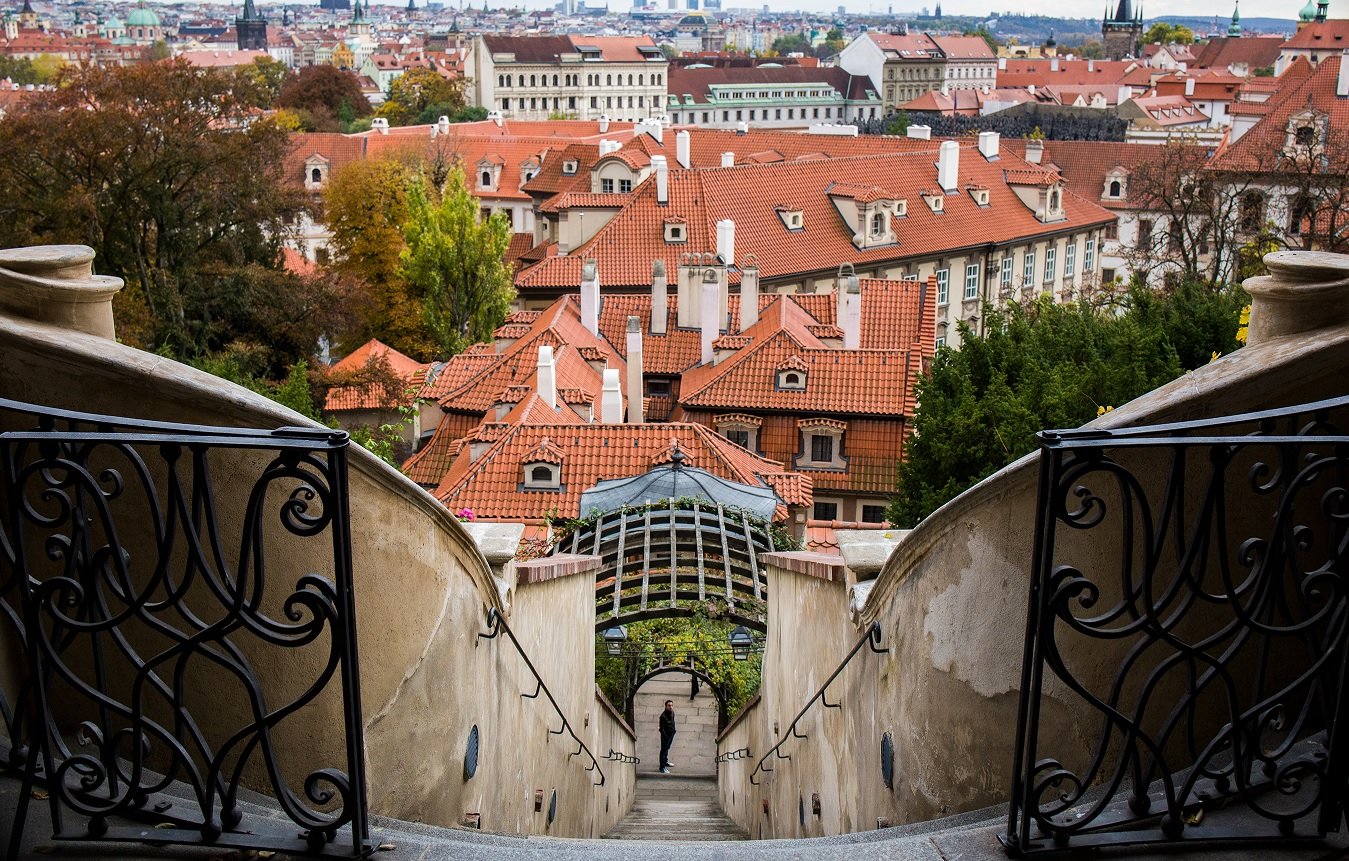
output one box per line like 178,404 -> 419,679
658,699 -> 676,774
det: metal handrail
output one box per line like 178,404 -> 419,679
716,747 -> 751,763
477,608 -> 606,787
745,621 -> 887,785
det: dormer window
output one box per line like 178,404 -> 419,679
1108,179 -> 1122,197
303,155 -> 330,190
562,159 -> 579,175
523,462 -> 561,490
777,207 -> 804,231
1295,125 -> 1315,146
869,212 -> 886,237
776,357 -> 809,391
481,170 -> 492,188
715,413 -> 762,452
664,220 -> 686,243
970,187 -> 990,206
795,418 -> 848,471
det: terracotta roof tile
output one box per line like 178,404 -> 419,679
1212,55 -> 1349,173
324,339 -> 430,411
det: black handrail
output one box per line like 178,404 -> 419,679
745,621 -> 887,785
716,747 -> 751,763
477,608 -> 606,787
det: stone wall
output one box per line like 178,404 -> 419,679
0,246 -> 633,840
632,673 -> 720,775
719,251 -> 1349,838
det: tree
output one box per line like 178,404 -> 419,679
414,103 -> 487,126
1270,123 -> 1349,254
0,60 -> 306,359
888,283 -> 1247,526
1143,22 -> 1195,45
323,158 -> 437,358
0,55 -> 40,85
239,55 -> 292,107
142,40 -> 171,62
379,67 -> 466,126
276,65 -> 372,131
771,33 -> 811,55
401,168 -> 515,356
885,109 -> 910,136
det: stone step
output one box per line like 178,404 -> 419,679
604,775 -> 749,842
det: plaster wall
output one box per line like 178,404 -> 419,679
718,256 -> 1349,837
0,294 -> 630,839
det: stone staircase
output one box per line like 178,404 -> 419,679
603,774 -> 749,841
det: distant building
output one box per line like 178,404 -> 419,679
236,0 -> 268,52
1101,0 -> 1143,60
665,64 -> 881,128
837,31 -> 995,114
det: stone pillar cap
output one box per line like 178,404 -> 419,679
0,244 -> 124,339
1244,250 -> 1349,345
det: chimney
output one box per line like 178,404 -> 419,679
841,273 -> 861,350
721,151 -> 734,167
599,114 -> 610,133
1025,139 -> 1044,164
598,138 -> 612,156
740,264 -> 759,331
1050,56 -> 1059,72
601,368 -> 622,424
1088,58 -> 1096,73
978,130 -> 1000,160
651,259 -> 668,335
371,117 -> 390,134
437,115 -> 450,135
937,139 -> 959,192
676,129 -> 691,168
736,120 -> 748,134
997,56 -> 1007,70
716,219 -> 735,265
1339,50 -> 1349,97
1184,76 -> 1195,96
700,276 -> 719,364
652,155 -> 669,204
488,110 -> 504,127
907,124 -> 931,139
580,259 -> 599,336
537,345 -> 557,410
626,316 -> 643,424
1028,83 -> 1036,95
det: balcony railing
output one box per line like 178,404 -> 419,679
0,397 -> 368,857
1005,396 -> 1349,855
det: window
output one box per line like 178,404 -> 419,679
523,463 -> 561,490
1044,247 -> 1056,283
645,378 -> 671,397
1101,267 -> 1116,283
936,268 -> 949,305
310,167 -> 322,184
1288,195 -> 1312,234
1084,238 -> 1096,272
619,179 -> 633,193
530,466 -> 551,483
1137,218 -> 1154,248
778,370 -> 806,390
1104,221 -> 1119,240
480,170 -> 492,188
601,178 -> 614,193
1000,257 -> 1013,290
935,334 -> 946,348
1064,242 -> 1076,279
1108,179 -> 1122,198
664,223 -> 685,243
870,212 -> 885,237
811,434 -> 834,462
725,429 -> 750,448
1295,125 -> 1315,146
964,263 -> 980,300
1240,192 -> 1265,232
813,501 -> 839,521
1167,221 -> 1183,253
1022,250 -> 1035,287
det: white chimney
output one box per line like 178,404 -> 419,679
1185,77 -> 1196,96
1338,50 -> 1349,96
978,131 -> 1000,160
1050,56 -> 1059,73
740,265 -> 759,331
937,139 -> 959,193
907,125 -> 931,140
736,120 -> 748,134
580,259 -> 599,336
601,368 -> 622,424
1028,83 -> 1036,95
1088,58 -> 1096,73
537,345 -> 557,410
676,129 -> 691,168
721,151 -> 734,167
626,316 -> 643,424
1025,139 -> 1044,164
652,155 -> 669,204
598,114 -> 610,133
488,110 -> 504,127
371,117 -> 390,134
841,273 -> 861,350
716,219 -> 735,265
700,277 -> 719,365
437,115 -> 450,135
651,259 -> 668,335
598,138 -> 612,156
997,56 -> 1007,70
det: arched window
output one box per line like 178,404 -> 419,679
481,170 -> 491,187
529,74 -> 537,87
784,372 -> 802,387
530,466 -> 551,483
1108,179 -> 1122,197
606,74 -> 612,86
638,74 -> 645,86
870,212 -> 885,237
1240,192 -> 1265,231
1049,189 -> 1061,212
627,74 -> 634,86
552,74 -> 558,86
311,167 -> 322,184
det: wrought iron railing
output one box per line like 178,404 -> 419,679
1005,395 -> 1349,855
746,622 -> 887,786
477,608 -> 606,787
0,396 -> 368,857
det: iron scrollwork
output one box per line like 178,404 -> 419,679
1005,396 -> 1349,855
0,397 -> 369,857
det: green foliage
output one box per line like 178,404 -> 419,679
963,27 -> 999,52
771,33 -> 811,55
595,617 -> 763,722
380,67 -> 465,126
0,55 -> 41,85
414,103 -> 488,125
888,280 -> 1248,527
885,110 -> 910,137
401,168 -> 515,356
192,356 -> 322,421
276,65 -> 372,130
1143,22 -> 1195,45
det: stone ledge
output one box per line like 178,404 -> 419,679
516,553 -> 603,585
760,551 -> 846,583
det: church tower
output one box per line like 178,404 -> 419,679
236,0 -> 268,51
1101,0 -> 1143,60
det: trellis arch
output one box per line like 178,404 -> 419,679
553,499 -> 777,634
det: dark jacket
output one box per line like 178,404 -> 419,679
659,709 -> 676,738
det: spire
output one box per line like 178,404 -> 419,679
1316,0 -> 1329,21
1228,0 -> 1242,36
1300,0 -> 1317,21
242,0 -> 258,21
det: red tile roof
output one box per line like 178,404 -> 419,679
1191,36 -> 1283,72
1212,54 -> 1349,173
667,64 -> 876,105
324,339 -> 430,411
